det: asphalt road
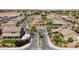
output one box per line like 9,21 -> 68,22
26,33 -> 41,50
0,16 -> 18,24
25,28 -> 54,50
38,29 -> 53,50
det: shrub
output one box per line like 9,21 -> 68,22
64,44 -> 68,48
2,40 -> 16,44
75,27 -> 79,33
0,39 -> 30,47
15,39 -> 30,47
62,40 -> 68,44
0,29 -> 2,36
52,33 -> 62,42
75,42 -> 79,48
16,22 -> 20,27
68,38 -> 74,43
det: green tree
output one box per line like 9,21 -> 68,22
47,21 -> 53,27
75,27 -> 79,33
16,22 -> 20,27
24,13 -> 28,20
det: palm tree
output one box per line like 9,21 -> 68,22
72,21 -> 76,29
41,11 -> 48,21
27,26 -> 37,35
71,16 -> 77,30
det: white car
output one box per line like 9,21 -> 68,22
22,33 -> 30,40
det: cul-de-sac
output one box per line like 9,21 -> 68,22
0,10 -> 79,49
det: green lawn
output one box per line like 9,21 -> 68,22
0,39 -> 25,44
2,40 -> 16,44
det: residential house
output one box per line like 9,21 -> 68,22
1,27 -> 21,39
52,19 -> 66,28
58,28 -> 78,41
1,16 -> 22,28
47,13 -> 66,28
30,15 -> 46,27
0,12 -> 25,39
52,28 -> 79,41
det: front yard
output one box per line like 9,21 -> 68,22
0,39 -> 31,48
49,32 -> 79,48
